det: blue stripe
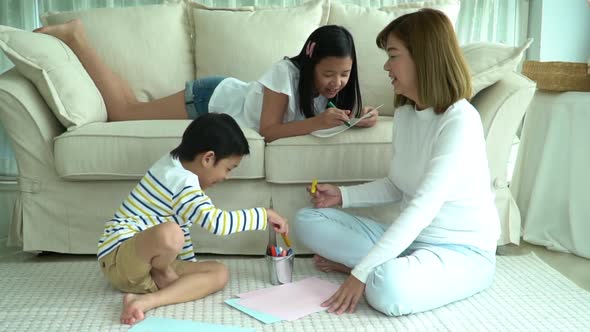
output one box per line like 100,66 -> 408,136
147,171 -> 173,196
98,237 -> 130,258
255,209 -> 260,230
182,254 -> 195,261
121,202 -> 138,216
201,212 -> 210,228
242,210 -> 247,231
130,192 -> 163,216
187,207 -> 198,223
213,212 -> 222,234
139,216 -> 149,226
182,243 -> 192,250
173,186 -> 193,200
139,182 -> 172,209
228,213 -> 234,234
177,195 -> 199,214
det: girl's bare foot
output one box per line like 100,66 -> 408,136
33,19 -> 85,45
121,293 -> 154,325
150,266 -> 179,289
313,255 -> 351,274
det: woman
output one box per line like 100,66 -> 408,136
294,9 -> 500,316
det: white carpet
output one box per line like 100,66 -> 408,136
0,253 -> 589,332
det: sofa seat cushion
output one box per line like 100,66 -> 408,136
265,116 -> 394,183
54,120 -> 265,180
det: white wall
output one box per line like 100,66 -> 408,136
528,0 -> 590,62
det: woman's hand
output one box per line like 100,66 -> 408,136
316,106 -> 351,129
354,106 -> 379,128
308,183 -> 342,208
322,275 -> 366,314
266,208 -> 288,234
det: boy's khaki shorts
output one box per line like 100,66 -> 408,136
98,236 -> 188,293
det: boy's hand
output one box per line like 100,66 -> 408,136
308,183 -> 343,208
267,208 -> 288,234
354,106 -> 379,128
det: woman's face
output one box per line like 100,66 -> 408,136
313,56 -> 353,99
383,33 -> 420,104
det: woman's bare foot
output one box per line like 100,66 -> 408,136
150,266 -> 179,289
313,255 -> 351,274
120,293 -> 154,325
33,19 -> 85,46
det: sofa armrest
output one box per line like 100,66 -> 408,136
473,71 -> 536,185
471,70 -> 536,245
0,69 -> 64,177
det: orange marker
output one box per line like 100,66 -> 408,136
281,233 -> 292,248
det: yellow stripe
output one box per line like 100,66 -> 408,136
98,230 -> 135,250
144,177 -> 170,204
207,209 -> 218,232
173,189 -> 202,210
147,215 -> 158,226
126,198 -> 150,217
249,209 -> 254,231
221,211 -> 227,235
262,208 -> 267,230
181,202 -> 195,221
236,211 -> 242,233
195,206 -> 213,228
117,207 -> 130,218
135,187 -> 169,215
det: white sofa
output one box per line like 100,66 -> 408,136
0,0 -> 535,255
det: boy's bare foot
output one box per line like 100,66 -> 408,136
313,255 -> 351,274
120,293 -> 153,325
150,266 -> 179,289
33,19 -> 85,45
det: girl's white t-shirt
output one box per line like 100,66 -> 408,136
207,59 -> 328,131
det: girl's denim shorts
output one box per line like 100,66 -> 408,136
184,76 -> 226,119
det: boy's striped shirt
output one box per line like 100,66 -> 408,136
97,154 -> 267,261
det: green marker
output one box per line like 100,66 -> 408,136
327,101 -> 351,127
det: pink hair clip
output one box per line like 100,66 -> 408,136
305,41 -> 316,58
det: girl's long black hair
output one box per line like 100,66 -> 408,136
289,25 -> 362,118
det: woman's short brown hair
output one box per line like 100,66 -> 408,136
376,8 -> 472,113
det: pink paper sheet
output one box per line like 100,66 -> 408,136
236,277 -> 340,321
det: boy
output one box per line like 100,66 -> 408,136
97,113 -> 288,325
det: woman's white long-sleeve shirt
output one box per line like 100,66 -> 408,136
340,99 -> 500,283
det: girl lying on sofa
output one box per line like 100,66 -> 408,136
35,22 -> 380,142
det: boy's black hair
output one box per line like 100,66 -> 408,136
289,25 -> 362,118
170,113 -> 249,163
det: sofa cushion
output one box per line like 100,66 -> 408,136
41,2 -> 193,102
265,116 -> 394,183
190,0 -> 329,82
464,38 -> 533,96
0,28 -> 106,129
327,0 -> 461,116
54,120 -> 265,180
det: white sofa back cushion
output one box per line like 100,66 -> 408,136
41,2 -> 193,102
0,29 -> 106,129
464,38 -> 533,96
190,0 -> 329,81
327,0 -> 461,116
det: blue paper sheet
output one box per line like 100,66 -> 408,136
128,316 -> 255,332
224,298 -> 282,324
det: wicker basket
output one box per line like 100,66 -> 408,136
522,61 -> 590,92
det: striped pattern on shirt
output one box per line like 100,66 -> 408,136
97,154 -> 267,261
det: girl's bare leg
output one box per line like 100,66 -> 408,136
34,19 -> 187,121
